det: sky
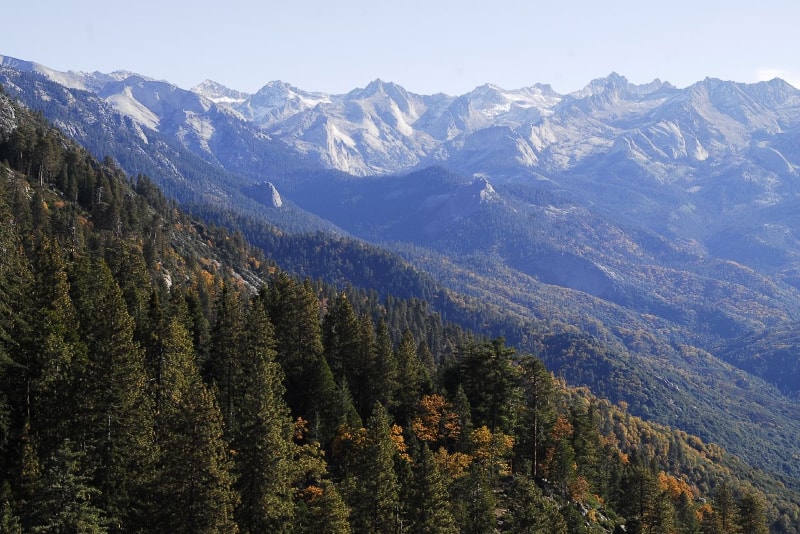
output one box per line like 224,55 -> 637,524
3,0 -> 799,96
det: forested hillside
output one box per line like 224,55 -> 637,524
0,88 -> 795,532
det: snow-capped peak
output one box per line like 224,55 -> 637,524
249,80 -> 331,111
191,79 -> 249,104
572,73 -> 672,100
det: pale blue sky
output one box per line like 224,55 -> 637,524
3,0 -> 798,95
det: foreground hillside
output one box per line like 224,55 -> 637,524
1,84 -> 797,532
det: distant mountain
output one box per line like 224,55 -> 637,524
191,79 -> 248,105
203,77 -> 562,176
8,53 -> 799,191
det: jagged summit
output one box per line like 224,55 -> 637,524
191,79 -> 248,104
7,54 -> 800,182
571,72 -> 674,100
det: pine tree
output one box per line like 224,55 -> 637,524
297,479 -> 351,534
342,402 -> 400,533
450,463 -> 496,534
545,415 -> 577,498
517,356 -> 556,479
504,476 -> 567,534
737,491 -> 768,534
69,255 -> 155,529
0,232 -> 73,494
569,398 -> 601,491
450,385 -> 474,453
352,313 -> 379,421
19,236 -> 82,460
0,188 -> 31,476
293,421 -> 352,534
233,300 -> 296,533
711,483 -> 739,534
142,288 -> 167,413
448,338 -> 519,434
407,445 -> 457,534
264,276 -> 341,443
103,240 -> 152,337
0,488 -> 23,534
322,293 -> 360,390
394,329 -> 427,425
206,282 -> 245,437
372,319 -> 398,410
24,440 -> 107,533
675,491 -> 700,534
154,317 -> 238,533
619,457 -> 674,534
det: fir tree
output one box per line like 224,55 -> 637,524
709,483 -> 739,534
342,402 -> 400,533
206,282 -> 245,437
737,491 -> 769,534
295,479 -> 351,534
407,445 -> 457,534
153,317 -> 238,533
20,236 -> 82,460
69,255 -> 155,530
322,293 -> 360,390
263,276 -> 341,443
372,319 -> 398,411
517,355 -> 556,479
450,463 -> 496,534
675,491 -> 700,534
233,300 -> 296,533
619,457 -> 674,534
394,329 -> 427,425
0,187 -> 31,475
447,338 -> 519,434
503,476 -> 567,534
25,440 -> 107,534
0,455 -> 22,532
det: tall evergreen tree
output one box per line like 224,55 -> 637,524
710,483 -> 739,534
503,476 -> 567,534
342,403 -> 400,533
352,313 -> 379,421
675,491 -> 700,534
264,275 -> 341,443
292,421 -> 351,534
24,440 -> 107,533
0,482 -> 23,534
153,317 -> 238,533
737,491 -> 768,534
206,282 -> 245,437
406,445 -> 457,534
394,329 -> 427,425
450,463 -> 496,534
69,255 -> 155,530
295,479 -> 351,534
1,234 -> 79,487
447,338 -> 519,434
0,187 -> 31,475
372,319 -> 398,411
516,356 -> 556,479
322,293 -> 360,390
233,299 -> 296,533
619,457 -> 673,534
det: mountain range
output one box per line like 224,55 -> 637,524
3,53 -> 800,505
